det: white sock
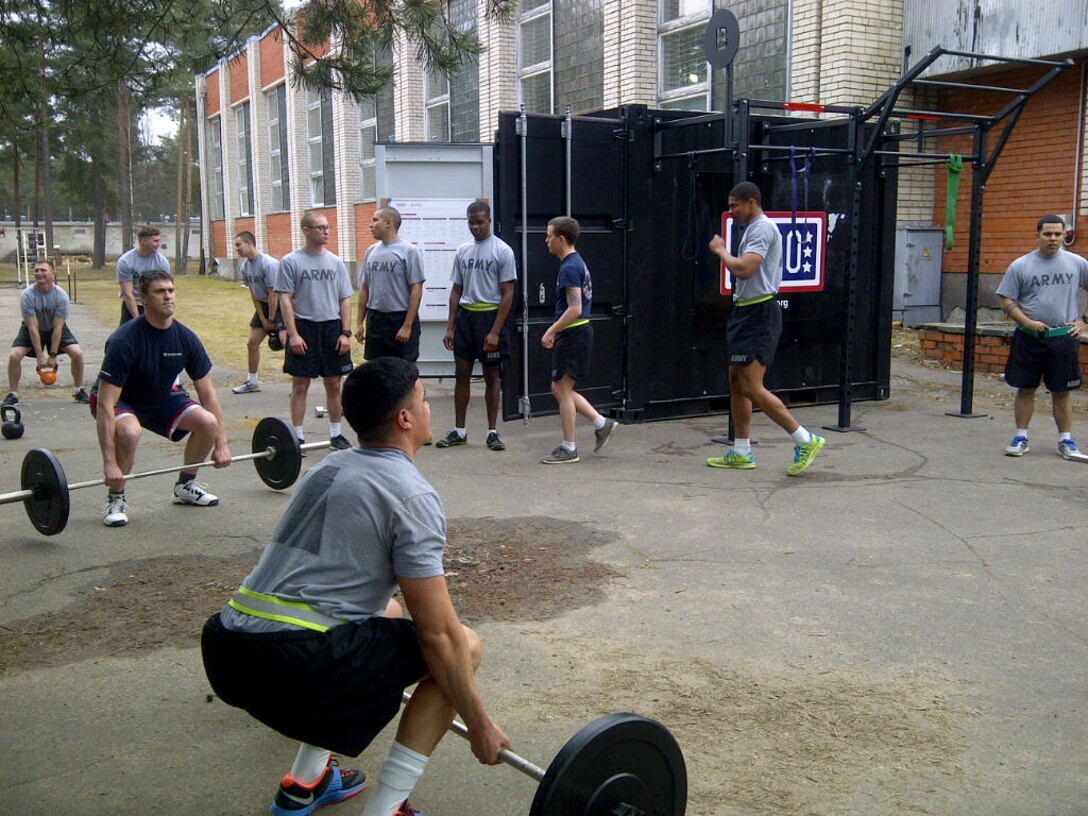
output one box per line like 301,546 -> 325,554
561,440 -> 576,452
1059,431 -> 1072,441
734,438 -> 752,455
592,415 -> 606,429
1017,428 -> 1029,438
247,372 -> 259,383
294,425 -> 305,441
454,427 -> 466,437
361,741 -> 428,816
487,428 -> 496,436
790,426 -> 812,445
329,422 -> 342,437
288,743 -> 330,786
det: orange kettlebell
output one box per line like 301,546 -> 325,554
38,365 -> 57,385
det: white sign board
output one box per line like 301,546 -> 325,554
388,198 -> 475,322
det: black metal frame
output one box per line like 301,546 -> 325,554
651,45 -> 1072,428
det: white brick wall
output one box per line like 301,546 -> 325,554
394,28 -> 425,142
602,0 -> 657,109
478,12 -> 517,141
247,36 -> 269,248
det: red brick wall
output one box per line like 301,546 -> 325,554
920,327 -> 1088,378
259,30 -> 286,88
205,68 -> 221,116
933,59 -> 1088,283
234,217 -> 255,241
266,213 -> 293,258
229,52 -> 249,104
354,202 -> 378,260
211,220 -> 227,258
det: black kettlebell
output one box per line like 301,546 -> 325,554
2,405 -> 24,440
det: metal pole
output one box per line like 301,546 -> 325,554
949,124 -> 988,418
518,106 -> 532,424
564,106 -> 573,217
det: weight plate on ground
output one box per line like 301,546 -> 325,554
529,713 -> 687,816
21,448 -> 70,536
252,417 -> 302,490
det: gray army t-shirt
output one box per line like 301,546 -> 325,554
220,446 -> 446,633
733,214 -> 783,302
20,285 -> 70,334
116,248 -> 170,298
450,235 -> 517,305
996,249 -> 1088,327
361,239 -> 426,312
277,247 -> 353,322
240,252 -> 280,303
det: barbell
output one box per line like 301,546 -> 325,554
400,690 -> 687,816
1,417 -> 328,536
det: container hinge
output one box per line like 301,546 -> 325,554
612,127 -> 634,142
611,303 -> 628,317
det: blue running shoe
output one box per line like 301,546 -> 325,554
1005,435 -> 1029,456
269,762 -> 367,816
1057,438 -> 1081,460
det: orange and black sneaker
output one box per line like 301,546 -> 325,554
393,800 -> 422,816
269,761 -> 367,816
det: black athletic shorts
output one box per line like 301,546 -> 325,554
283,319 -> 353,379
1005,329 -> 1082,392
201,612 -> 429,756
454,307 -> 509,366
119,303 -> 144,325
726,298 -> 782,368
364,310 -> 421,362
551,322 -> 593,382
249,301 -> 285,330
12,325 -> 79,352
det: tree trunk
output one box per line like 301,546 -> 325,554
93,157 -> 107,269
38,41 -> 54,255
175,90 -> 187,274
117,79 -> 134,251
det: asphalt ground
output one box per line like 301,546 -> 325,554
0,284 -> 1085,816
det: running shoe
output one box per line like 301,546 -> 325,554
706,450 -> 756,469
435,430 -> 467,448
73,387 -> 91,404
269,762 -> 367,816
1057,438 -> 1080,460
172,480 -> 219,506
787,434 -> 826,476
329,434 -> 352,450
2,392 -> 18,407
541,445 -> 579,464
485,431 -> 506,451
103,494 -> 129,527
232,380 -> 261,394
594,418 -> 618,453
1005,435 -> 1029,456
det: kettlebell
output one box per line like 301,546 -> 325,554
38,365 -> 57,386
1,405 -> 24,440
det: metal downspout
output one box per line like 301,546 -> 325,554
518,106 -> 532,423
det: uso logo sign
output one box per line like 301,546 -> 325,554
719,211 -> 827,296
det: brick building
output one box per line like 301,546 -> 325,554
197,0 -> 1088,321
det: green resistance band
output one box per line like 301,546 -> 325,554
945,154 -> 964,251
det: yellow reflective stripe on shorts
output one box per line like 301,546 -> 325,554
461,303 -> 499,312
560,318 -> 590,331
228,586 -> 344,633
734,294 -> 776,307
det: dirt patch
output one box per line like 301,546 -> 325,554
0,516 -> 619,674
523,640 -> 977,816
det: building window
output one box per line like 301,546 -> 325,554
359,95 -> 377,201
207,117 -> 224,220
267,84 -> 290,212
235,101 -> 254,216
306,87 -> 336,207
518,0 -> 552,114
425,69 -> 451,141
658,0 -> 709,110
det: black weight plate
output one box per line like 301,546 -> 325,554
21,448 -> 70,536
252,417 -> 302,490
530,713 -> 687,816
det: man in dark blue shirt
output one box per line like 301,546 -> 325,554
539,216 -> 617,463
93,270 -> 232,527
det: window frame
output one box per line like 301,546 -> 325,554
235,100 -> 254,216
517,0 -> 554,115
657,0 -> 711,111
